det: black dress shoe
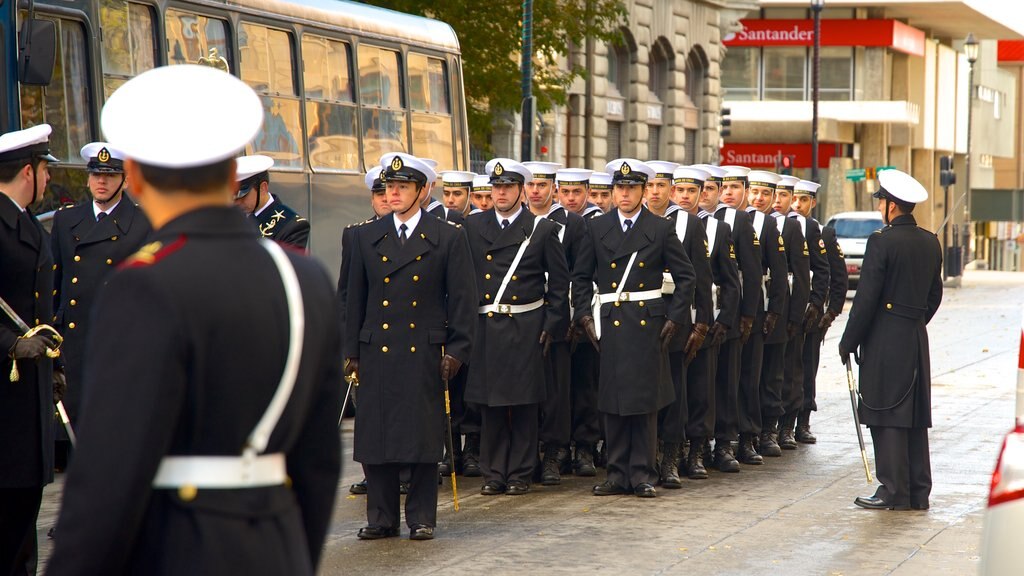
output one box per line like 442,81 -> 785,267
634,483 -> 657,498
480,481 -> 506,495
592,481 -> 628,496
911,501 -> 930,510
854,496 -> 910,511
506,480 -> 530,495
349,479 -> 368,495
795,425 -> 817,444
409,524 -> 435,540
358,526 -> 400,540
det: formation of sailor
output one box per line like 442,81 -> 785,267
233,154 -> 310,249
49,142 -> 152,468
439,170 -> 475,218
45,64 -> 343,574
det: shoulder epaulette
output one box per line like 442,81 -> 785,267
119,236 -> 186,269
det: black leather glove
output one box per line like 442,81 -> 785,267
538,331 -> 553,357
838,343 -> 851,365
440,354 -> 462,380
9,334 -> 54,360
708,322 -> 728,347
786,321 -> 799,339
580,316 -> 600,352
803,305 -> 822,332
683,323 -> 709,364
762,312 -> 779,336
739,316 -> 754,344
344,358 -> 359,380
660,319 -> 680,352
53,369 -> 66,403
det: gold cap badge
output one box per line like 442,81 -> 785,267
620,162 -> 631,175
391,156 -> 403,171
97,148 -> 110,163
494,162 -> 504,176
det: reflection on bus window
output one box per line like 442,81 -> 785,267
165,10 -> 230,67
408,53 -> 453,169
303,35 -> 358,171
240,23 -> 303,168
358,45 -> 406,163
100,0 -> 156,98
19,18 -> 92,164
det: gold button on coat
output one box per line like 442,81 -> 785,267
106,259 -> 113,265
382,256 -> 388,262
68,322 -> 76,329
70,299 -> 77,306
486,254 -> 493,261
485,273 -> 491,280
640,320 -> 647,326
638,262 -> 644,268
410,346 -> 416,352
886,303 -> 893,310
382,323 -> 389,330
383,300 -> 389,307
179,485 -> 198,501
610,263 -> 617,269
413,275 -> 419,282
382,346 -> 389,353
611,282 -> 617,289
384,277 -> 390,283
613,320 -> 620,327
71,277 -> 78,284
409,323 -> 415,329
74,255 -> 81,262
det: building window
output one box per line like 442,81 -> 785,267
722,47 -> 759,101
763,47 -> 806,101
607,120 -> 622,160
648,125 -> 660,159
684,129 -> 697,165
820,47 -> 853,101
649,40 -> 671,102
607,39 -> 630,98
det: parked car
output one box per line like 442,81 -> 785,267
980,316 -> 1024,575
824,211 -> 885,292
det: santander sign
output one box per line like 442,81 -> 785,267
723,19 -> 925,56
724,25 -> 814,44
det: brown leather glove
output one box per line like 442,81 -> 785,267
683,322 -> 709,363
660,319 -> 680,351
538,331 -> 553,357
440,354 -> 462,380
344,358 -> 359,380
580,316 -> 600,351
762,312 -> 779,336
708,321 -> 728,347
53,368 -> 67,403
803,305 -> 822,332
739,316 -> 754,344
9,334 -> 54,360
818,309 -> 838,333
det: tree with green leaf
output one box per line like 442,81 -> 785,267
359,0 -> 628,150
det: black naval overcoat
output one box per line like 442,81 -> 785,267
427,199 -> 466,225
821,224 -> 849,318
575,207 -> 696,416
50,197 -> 151,429
547,205 -> 591,339
840,214 -> 941,428
0,194 -> 55,488
344,211 -> 476,464
765,214 -> 810,345
664,208 -> 711,351
46,207 -> 342,576
255,195 -> 310,249
716,206 -> 768,337
704,214 -> 741,335
747,208 -> 789,323
795,214 -> 831,313
464,208 -> 569,407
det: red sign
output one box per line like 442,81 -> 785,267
723,19 -> 926,57
719,143 -> 840,170
999,40 -> 1024,62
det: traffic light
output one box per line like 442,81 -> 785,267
779,154 -> 795,176
939,156 -> 956,187
720,107 -> 731,138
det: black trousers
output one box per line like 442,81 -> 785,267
570,342 -> 601,447
657,351 -> 688,443
0,486 -> 42,576
782,331 -> 806,418
603,412 -> 658,489
480,404 -> 539,485
801,329 -> 823,413
714,338 -> 741,442
869,426 -> 932,507
685,346 -> 716,441
760,342 -> 786,423
364,463 -> 438,530
540,342 -> 572,449
738,318 -> 766,435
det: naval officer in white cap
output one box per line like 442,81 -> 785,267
840,169 -> 941,511
46,64 -> 343,575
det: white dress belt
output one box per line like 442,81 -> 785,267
152,453 -> 287,489
597,289 -> 663,304
479,298 -> 545,315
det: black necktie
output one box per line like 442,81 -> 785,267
399,223 -> 408,246
97,212 -> 107,222
501,219 -> 510,229
623,219 -> 633,233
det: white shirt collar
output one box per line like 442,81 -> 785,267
496,204 -> 524,227
395,208 -> 423,237
93,197 -> 121,219
617,208 -> 641,231
253,194 -> 275,218
770,210 -> 785,219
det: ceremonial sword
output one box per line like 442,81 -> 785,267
0,294 -> 76,446
845,354 -> 873,484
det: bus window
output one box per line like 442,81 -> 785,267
357,45 -> 406,165
408,53 -> 453,170
240,23 -> 303,169
19,18 -> 92,165
302,34 -> 358,171
165,10 -> 230,67
100,0 -> 156,98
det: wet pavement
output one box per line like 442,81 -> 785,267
37,270 -> 1024,575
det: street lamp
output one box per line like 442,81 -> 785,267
810,0 -> 823,190
963,32 -> 979,274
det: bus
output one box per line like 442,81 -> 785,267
3,0 -> 469,279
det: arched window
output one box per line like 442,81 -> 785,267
606,28 -> 635,159
684,46 -> 709,165
649,38 -> 672,103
